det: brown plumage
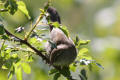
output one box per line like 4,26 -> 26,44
46,7 -> 77,67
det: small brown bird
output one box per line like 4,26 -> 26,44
46,7 -> 77,67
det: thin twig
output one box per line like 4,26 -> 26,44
24,14 -> 44,40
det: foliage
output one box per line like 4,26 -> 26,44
0,0 -> 18,15
51,22 -> 70,37
0,0 -> 103,80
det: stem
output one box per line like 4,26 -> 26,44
24,14 -> 44,40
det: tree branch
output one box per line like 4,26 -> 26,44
4,28 -> 50,63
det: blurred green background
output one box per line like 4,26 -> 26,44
1,0 -> 120,80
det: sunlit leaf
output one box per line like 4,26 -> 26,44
70,64 -> 77,72
26,55 -> 34,62
6,49 -> 12,53
11,53 -> 18,58
29,37 -> 37,44
17,1 -> 30,19
52,22 -> 60,28
78,48 -> 88,57
16,67 -> 22,80
21,62 -> 31,74
59,25 -> 69,37
80,40 -> 91,45
2,65 -> 8,69
77,40 -> 91,48
40,9 -> 45,13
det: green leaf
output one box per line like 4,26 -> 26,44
51,22 -> 69,37
73,36 -> 90,48
52,22 -> 60,28
26,55 -> 34,62
53,73 -> 61,80
76,39 -> 91,48
4,50 -> 11,59
0,35 -> 9,40
8,66 -> 15,80
78,48 -> 88,57
11,53 -> 18,58
4,0 -> 18,15
70,64 -> 77,72
21,62 -> 31,74
0,24 -> 5,35
2,65 -> 8,69
40,9 -> 45,13
79,40 -> 91,46
6,49 -> 12,53
17,1 -> 30,19
49,69 -> 58,75
29,37 -> 37,44
16,67 -> 22,80
77,48 -> 92,61
59,25 -> 69,37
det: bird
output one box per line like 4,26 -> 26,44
46,6 -> 77,67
